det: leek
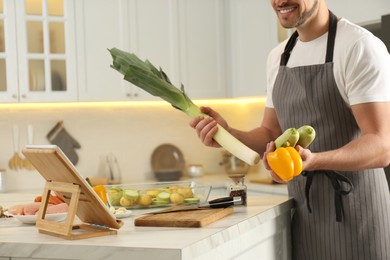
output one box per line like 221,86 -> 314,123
108,48 -> 260,166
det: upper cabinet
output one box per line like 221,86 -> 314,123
76,0 -> 230,101
0,0 -> 77,103
3,0 -> 388,103
0,0 -> 275,102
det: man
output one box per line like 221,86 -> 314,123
190,0 -> 390,259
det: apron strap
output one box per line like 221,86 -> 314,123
326,11 -> 338,62
280,31 -> 299,66
302,170 -> 354,222
280,10 -> 338,66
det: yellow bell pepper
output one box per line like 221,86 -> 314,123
285,146 -> 303,177
93,185 -> 108,206
267,147 -> 303,182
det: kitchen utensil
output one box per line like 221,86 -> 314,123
151,144 -> 185,181
135,206 -> 234,228
105,153 -> 121,182
46,121 -> 81,165
148,197 -> 241,215
0,169 -> 6,193
8,126 -> 23,170
23,125 -> 35,170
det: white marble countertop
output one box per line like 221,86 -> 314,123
0,191 -> 293,260
187,174 -> 288,196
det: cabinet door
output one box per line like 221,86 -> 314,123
124,0 -> 177,100
77,0 -> 180,101
16,0 -> 77,102
76,0 -> 136,101
0,0 -> 77,102
227,0 -> 277,97
127,0 -> 228,99
177,0 -> 228,98
78,0 -> 228,101
0,1 -> 20,102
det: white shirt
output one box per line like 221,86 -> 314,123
266,18 -> 390,108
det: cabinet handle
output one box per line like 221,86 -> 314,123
134,93 -> 138,97
126,93 -> 132,98
12,94 -> 18,99
21,94 -> 27,98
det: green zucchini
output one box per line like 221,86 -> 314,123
296,125 -> 316,148
274,128 -> 300,148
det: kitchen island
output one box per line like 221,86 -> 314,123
0,193 -> 293,260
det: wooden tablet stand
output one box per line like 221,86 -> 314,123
23,145 -> 123,240
36,181 -> 117,240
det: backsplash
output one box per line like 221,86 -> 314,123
0,97 -> 266,192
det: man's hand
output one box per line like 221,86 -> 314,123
262,141 -> 287,183
189,106 -> 229,148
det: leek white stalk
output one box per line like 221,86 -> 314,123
109,48 -> 260,165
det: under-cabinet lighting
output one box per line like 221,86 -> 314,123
0,96 -> 266,110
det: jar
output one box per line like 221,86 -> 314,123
228,174 -> 247,206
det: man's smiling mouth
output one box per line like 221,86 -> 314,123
279,7 -> 296,14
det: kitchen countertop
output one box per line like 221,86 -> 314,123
0,191 -> 293,260
183,173 -> 288,196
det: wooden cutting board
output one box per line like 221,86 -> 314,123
135,206 -> 234,228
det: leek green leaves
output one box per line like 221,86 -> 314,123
109,48 -> 260,165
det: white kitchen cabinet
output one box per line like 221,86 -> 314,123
75,0 -> 137,101
226,0 -> 277,97
0,0 -> 78,103
76,0 -> 228,101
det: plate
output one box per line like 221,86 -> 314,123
151,144 -> 185,172
114,210 -> 132,219
11,212 -> 67,225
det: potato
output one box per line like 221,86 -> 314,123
176,188 -> 193,199
138,194 -> 153,206
146,190 -> 160,198
120,196 -> 135,207
170,193 -> 184,204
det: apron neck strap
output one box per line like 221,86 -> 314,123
280,10 -> 338,66
325,11 -> 338,62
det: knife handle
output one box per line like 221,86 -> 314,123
208,197 -> 235,208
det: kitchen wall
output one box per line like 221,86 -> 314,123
0,97 -> 266,192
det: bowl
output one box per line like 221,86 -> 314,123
106,181 -> 211,209
186,164 -> 204,178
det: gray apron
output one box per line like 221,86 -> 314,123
272,11 -> 390,260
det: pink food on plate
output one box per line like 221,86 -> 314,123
45,203 -> 68,214
8,202 -> 68,215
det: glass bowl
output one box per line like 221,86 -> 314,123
105,181 -> 211,209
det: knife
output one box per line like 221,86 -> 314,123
148,196 -> 242,215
